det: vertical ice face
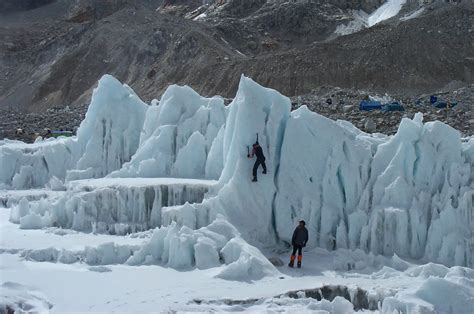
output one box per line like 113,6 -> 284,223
178,75 -> 292,245
110,85 -> 226,179
0,139 -> 77,189
274,109 -> 473,267
2,74 -> 473,267
158,77 -> 472,267
71,75 -> 148,180
274,106 -> 376,250
10,178 -> 215,234
366,116 -> 472,265
0,75 -> 148,188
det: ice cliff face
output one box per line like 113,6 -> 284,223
0,75 -> 147,189
274,108 -> 473,267
195,76 -> 291,245
109,84 -> 226,179
2,74 -> 473,268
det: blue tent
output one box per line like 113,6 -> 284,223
359,100 -> 382,111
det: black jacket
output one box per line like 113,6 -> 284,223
292,226 -> 308,247
251,145 -> 265,160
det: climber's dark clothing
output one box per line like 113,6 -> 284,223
252,159 -> 267,178
292,225 -> 308,247
251,145 -> 265,160
250,143 -> 266,181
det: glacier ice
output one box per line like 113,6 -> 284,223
168,76 -> 291,245
19,216 -> 278,281
10,178 -> 216,234
0,75 -> 147,189
109,84 -> 226,179
2,74 -> 473,269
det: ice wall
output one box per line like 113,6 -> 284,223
167,76 -> 291,245
0,138 -> 78,189
2,74 -> 473,268
0,75 -> 148,189
274,106 -> 379,251
69,75 -> 148,180
274,109 -> 473,267
109,85 -> 226,180
10,178 -> 216,234
164,78 -> 473,267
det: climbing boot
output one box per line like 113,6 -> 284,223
252,177 -> 258,182
297,255 -> 302,268
297,261 -> 301,268
288,255 -> 295,267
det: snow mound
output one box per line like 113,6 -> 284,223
19,216 -> 278,281
383,264 -> 474,313
217,237 -> 279,281
0,282 -> 52,313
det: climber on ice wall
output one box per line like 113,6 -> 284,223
248,134 -> 267,182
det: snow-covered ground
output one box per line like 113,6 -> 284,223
0,73 -> 472,313
335,0 -> 423,36
2,208 -> 473,313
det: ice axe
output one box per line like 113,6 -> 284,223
247,145 -> 250,158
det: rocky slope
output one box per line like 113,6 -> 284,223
0,0 -> 472,140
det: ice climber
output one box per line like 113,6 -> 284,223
248,141 -> 267,182
288,220 -> 308,268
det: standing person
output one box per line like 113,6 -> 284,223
248,141 -> 267,182
289,220 -> 308,268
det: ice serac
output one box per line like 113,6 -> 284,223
69,74 -> 148,180
0,75 -> 148,189
2,74 -> 473,269
109,85 -> 226,179
10,178 -> 216,234
274,106 -> 378,251
274,109 -> 473,267
0,138 -> 77,189
169,75 -> 291,245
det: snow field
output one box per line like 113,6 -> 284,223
2,207 -> 473,313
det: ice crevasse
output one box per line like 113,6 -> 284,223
2,74 -> 473,269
